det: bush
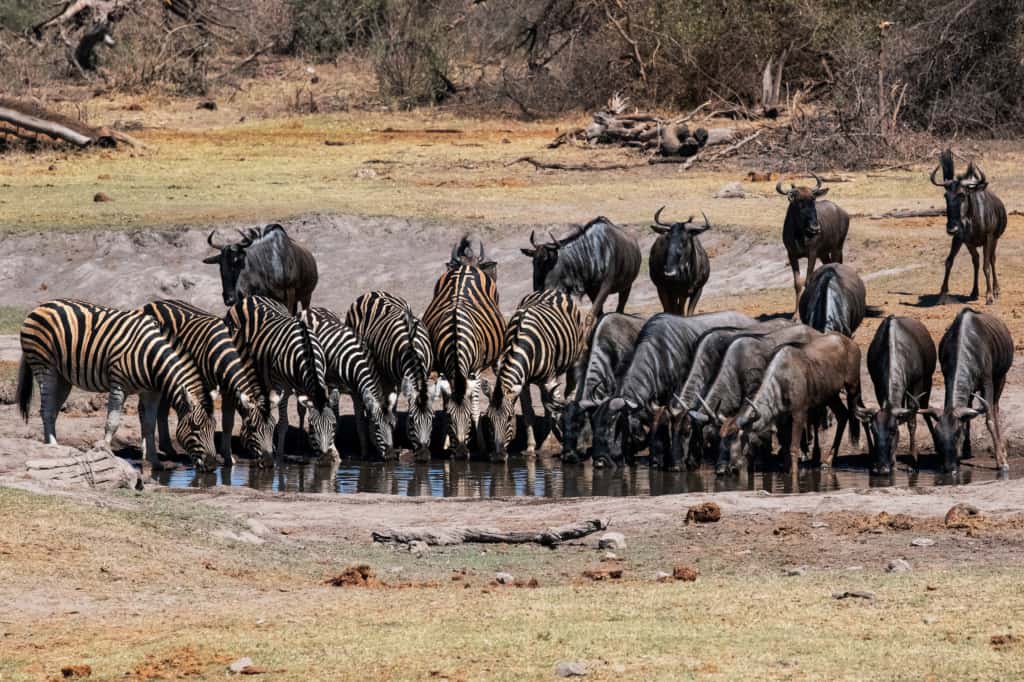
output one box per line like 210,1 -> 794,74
288,0 -> 386,59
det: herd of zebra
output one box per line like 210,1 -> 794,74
13,149 -> 1014,477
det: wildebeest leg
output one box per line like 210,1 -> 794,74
982,239 -> 995,304
966,244 -> 981,301
962,418 -> 973,460
789,255 -> 803,317
590,281 -> 613,318
991,237 -> 1001,299
823,395 -> 849,468
686,287 -> 703,317
788,412 -> 806,473
656,288 -> 676,315
616,284 -> 632,314
906,415 -> 918,469
938,237 -> 962,304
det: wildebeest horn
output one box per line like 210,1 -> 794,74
696,394 -> 715,417
929,165 -> 950,188
744,397 -> 761,421
811,172 -> 823,190
689,210 -> 712,233
207,230 -> 224,249
478,240 -> 485,263
775,179 -> 789,195
529,230 -> 537,247
653,205 -> 672,226
971,392 -> 991,414
548,231 -> 560,247
905,391 -> 926,410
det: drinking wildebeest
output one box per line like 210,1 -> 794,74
777,174 -> 849,316
680,324 -> 820,470
589,311 -> 756,468
930,149 -> 1007,305
798,263 -> 867,337
203,224 -> 318,313
560,312 -> 646,463
648,207 -> 711,316
920,308 -> 1012,473
855,316 -> 936,474
521,217 -> 641,317
717,332 -> 862,475
447,234 -> 498,281
485,290 -> 586,461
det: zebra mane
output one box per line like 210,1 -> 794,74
402,307 -> 429,400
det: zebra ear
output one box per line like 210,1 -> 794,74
269,390 -> 283,408
209,389 -> 221,403
387,392 -> 398,410
297,395 -> 312,408
510,384 -> 523,398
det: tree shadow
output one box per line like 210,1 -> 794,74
896,291 -> 974,308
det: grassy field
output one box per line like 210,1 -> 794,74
1,486 -> 1022,681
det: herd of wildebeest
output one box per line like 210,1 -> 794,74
13,150 -> 1015,478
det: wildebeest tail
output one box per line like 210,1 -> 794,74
16,357 -> 33,422
940,149 -> 954,182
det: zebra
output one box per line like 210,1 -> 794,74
305,306 -> 396,460
16,299 -> 217,471
422,265 -> 506,457
486,290 -> 586,462
225,296 -> 337,461
346,291 -> 435,461
139,299 -> 277,466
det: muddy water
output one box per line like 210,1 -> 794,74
158,452 -> 1018,497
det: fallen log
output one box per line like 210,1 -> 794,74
372,518 -> 610,547
650,129 -> 762,168
25,444 -> 142,490
856,207 -> 945,220
0,105 -> 94,147
508,156 -> 641,172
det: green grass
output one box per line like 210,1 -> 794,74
0,305 -> 26,334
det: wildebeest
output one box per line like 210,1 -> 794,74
717,332 -> 862,474
798,263 -> 866,337
930,149 -> 1007,305
920,308 -> 1012,473
648,207 -> 711,316
485,290 -> 586,461
560,313 -> 646,463
203,224 -> 319,313
777,174 -> 849,315
447,234 -> 498,281
521,217 -> 641,317
855,316 -> 936,474
589,311 -> 756,468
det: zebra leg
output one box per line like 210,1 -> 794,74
103,386 -> 127,448
157,394 -> 175,456
939,237 -> 963,303
221,393 -> 236,465
138,392 -> 162,470
36,368 -> 66,445
539,381 -> 563,449
274,391 -> 291,460
686,287 -> 704,317
472,381 -> 487,458
520,386 -> 537,454
297,397 -> 307,435
352,393 -> 372,459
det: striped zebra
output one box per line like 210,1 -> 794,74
225,296 -> 337,460
486,290 -> 586,461
422,266 -> 506,457
306,306 -> 396,459
346,291 -> 435,461
140,300 -> 277,465
16,299 -> 217,470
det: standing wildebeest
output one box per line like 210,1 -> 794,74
423,265 -> 506,457
521,217 -> 641,317
560,313 -> 646,463
648,207 -> 711,316
590,311 -> 756,468
204,224 -> 319,314
920,308 -> 1012,473
777,174 -> 849,315
486,290 -> 586,461
347,291 -> 435,461
855,316 -> 936,474
798,263 -> 866,337
717,332 -> 862,475
447,234 -> 498,281
930,149 -> 1007,305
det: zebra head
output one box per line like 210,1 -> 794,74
177,392 -> 218,471
435,375 -> 477,458
238,391 -> 280,461
485,384 -> 521,462
406,389 -> 435,460
366,392 -> 397,459
299,390 -> 339,460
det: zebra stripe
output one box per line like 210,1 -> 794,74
307,306 -> 395,459
225,296 -> 336,459
140,299 -> 275,463
422,266 -> 505,455
487,290 -> 585,458
17,298 -> 216,469
346,291 -> 434,457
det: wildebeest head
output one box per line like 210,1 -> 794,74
560,399 -> 594,462
777,173 -> 829,238
650,207 -> 711,279
520,230 -> 561,292
921,393 -> 988,473
716,398 -> 764,475
203,230 -> 248,306
447,234 -> 498,281
856,399 -> 916,475
666,393 -> 722,471
930,149 -> 988,237
590,397 -> 649,468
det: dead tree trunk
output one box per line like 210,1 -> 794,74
372,518 -> 610,547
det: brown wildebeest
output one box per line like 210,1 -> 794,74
648,207 -> 711,316
777,174 -> 849,317
930,149 -> 1007,305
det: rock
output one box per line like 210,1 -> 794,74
686,502 -> 722,524
495,572 -> 514,585
93,192 -> 113,202
923,615 -> 938,625
598,532 -> 626,550
832,590 -> 875,600
810,521 -> 829,529
61,664 -> 92,678
228,657 -> 253,674
945,503 -> 983,528
713,181 -> 746,199
409,540 -> 430,556
354,167 -> 379,179
887,559 -> 911,573
197,100 -> 218,111
601,552 -> 618,561
756,490 -> 772,497
785,567 -> 806,577
246,518 -> 269,536
22,441 -> 142,491
746,171 -> 773,182
555,660 -> 588,677
672,565 -> 698,582
582,565 -> 623,581
655,571 -> 672,582
910,537 -> 935,547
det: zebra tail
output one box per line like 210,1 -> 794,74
16,357 -> 33,422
